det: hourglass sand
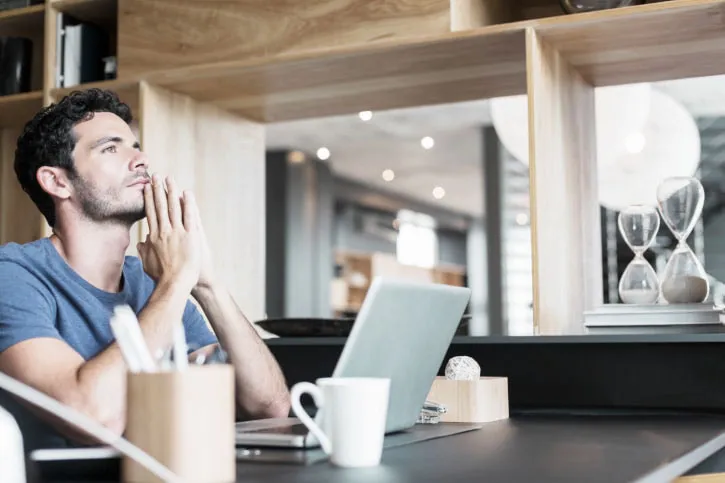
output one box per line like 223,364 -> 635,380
618,205 -> 661,304
657,176 -> 709,304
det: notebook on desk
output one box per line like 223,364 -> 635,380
235,277 -> 472,449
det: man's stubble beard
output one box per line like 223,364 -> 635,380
71,175 -> 146,226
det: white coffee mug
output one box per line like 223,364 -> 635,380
290,377 -> 390,467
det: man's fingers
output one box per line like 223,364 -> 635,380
143,184 -> 157,235
182,190 -> 198,232
137,241 -> 146,261
166,176 -> 183,228
152,174 -> 171,233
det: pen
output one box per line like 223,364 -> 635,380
112,305 -> 156,372
110,315 -> 142,373
172,322 -> 188,371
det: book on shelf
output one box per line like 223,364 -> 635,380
583,303 -> 725,334
55,13 -> 110,88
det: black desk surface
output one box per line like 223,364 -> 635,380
36,414 -> 725,483
232,414 -> 725,483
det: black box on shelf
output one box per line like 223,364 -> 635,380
0,36 -> 32,96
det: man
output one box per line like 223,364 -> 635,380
0,88 -> 290,450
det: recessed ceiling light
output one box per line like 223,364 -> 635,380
432,186 -> 445,199
625,132 -> 646,154
515,213 -> 529,226
316,147 -> 331,160
359,111 -> 373,122
421,136 -> 435,150
287,150 -> 306,164
382,169 -> 395,182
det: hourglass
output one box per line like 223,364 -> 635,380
618,205 -> 660,304
657,177 -> 709,304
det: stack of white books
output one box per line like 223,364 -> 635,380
583,303 -> 725,334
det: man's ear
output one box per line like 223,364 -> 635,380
36,167 -> 72,200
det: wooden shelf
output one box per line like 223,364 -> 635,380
535,0 -> 725,86
116,0 -> 725,123
0,4 -> 44,33
50,0 -> 117,31
0,91 -> 43,128
141,25 -> 528,123
51,78 -> 139,112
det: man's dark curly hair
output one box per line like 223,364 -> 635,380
14,88 -> 133,228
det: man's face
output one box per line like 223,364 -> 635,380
68,112 -> 150,225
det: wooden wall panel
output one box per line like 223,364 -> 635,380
0,129 -> 42,245
138,83 -> 265,322
118,0 -> 511,79
526,28 -> 602,335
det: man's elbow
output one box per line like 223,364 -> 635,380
264,397 -> 291,419
245,393 -> 291,420
61,393 -> 125,441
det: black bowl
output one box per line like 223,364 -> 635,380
256,318 -> 356,337
256,315 -> 471,337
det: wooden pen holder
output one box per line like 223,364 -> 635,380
427,376 -> 509,423
123,364 -> 236,483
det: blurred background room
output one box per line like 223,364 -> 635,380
262,74 -> 725,337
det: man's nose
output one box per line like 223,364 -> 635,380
130,150 -> 148,171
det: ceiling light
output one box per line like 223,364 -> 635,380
287,150 -> 306,164
625,132 -> 646,154
432,186 -> 445,199
316,147 -> 331,160
359,111 -> 373,122
382,169 -> 395,182
421,136 -> 435,150
515,213 -> 529,226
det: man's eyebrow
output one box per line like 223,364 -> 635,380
89,136 -> 123,150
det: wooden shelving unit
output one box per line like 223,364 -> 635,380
0,0 -> 722,331
133,0 -> 725,122
0,4 -> 44,28
51,78 -> 139,111
50,0 -> 116,31
0,91 -> 43,128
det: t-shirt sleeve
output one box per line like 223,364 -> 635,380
0,261 -> 61,354
182,300 -> 218,350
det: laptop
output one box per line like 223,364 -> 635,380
235,276 -> 472,448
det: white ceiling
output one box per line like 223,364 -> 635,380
266,75 -> 725,218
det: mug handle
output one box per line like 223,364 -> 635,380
290,382 -> 332,454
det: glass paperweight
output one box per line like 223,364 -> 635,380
657,177 -> 709,304
618,205 -> 660,304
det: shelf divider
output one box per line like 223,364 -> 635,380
526,27 -> 603,335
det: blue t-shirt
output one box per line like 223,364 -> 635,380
0,238 -> 218,450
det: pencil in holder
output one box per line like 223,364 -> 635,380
123,364 -> 236,483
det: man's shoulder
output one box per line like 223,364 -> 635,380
0,240 -> 54,302
0,239 -> 51,274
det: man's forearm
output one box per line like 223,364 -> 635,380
73,279 -> 192,433
192,284 -> 290,420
